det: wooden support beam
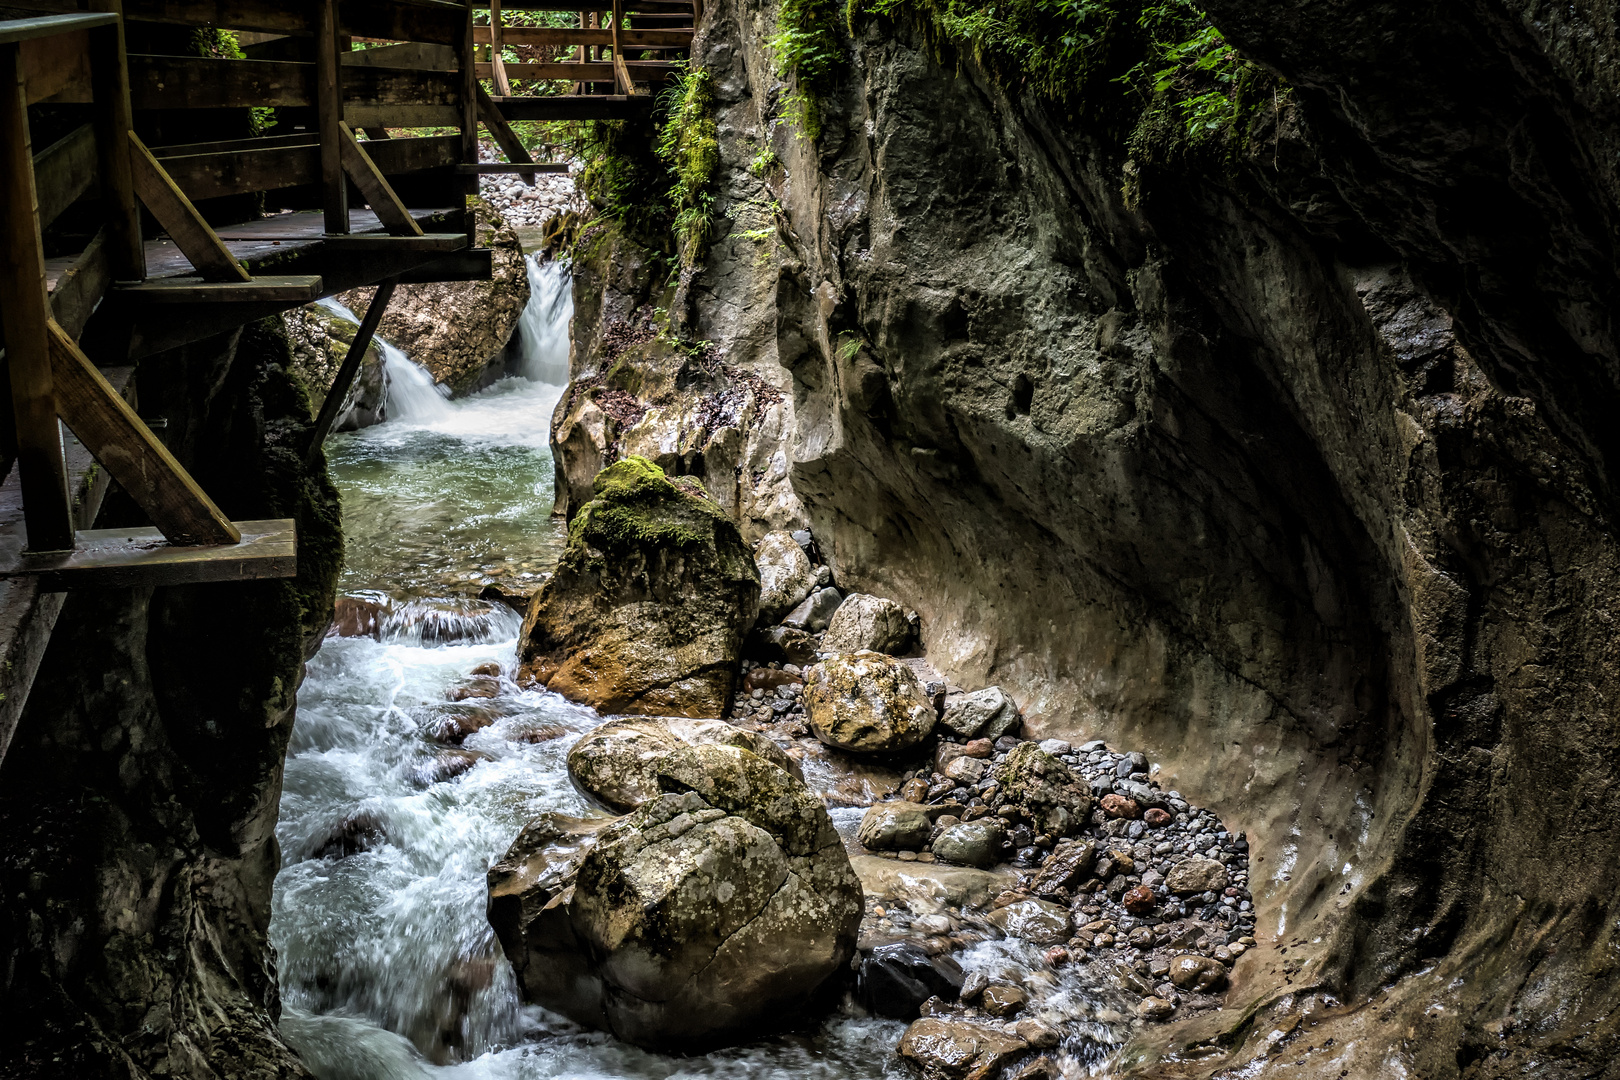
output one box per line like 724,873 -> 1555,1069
337,123 -> 423,236
492,93 -> 653,121
46,319 -> 241,546
127,132 -> 251,282
316,0 -> 347,234
0,12 -> 116,45
154,133 -> 458,202
342,40 -> 456,70
31,123 -> 97,231
88,1 -> 144,281
475,60 -> 680,81
113,275 -> 324,302
150,130 -> 320,158
20,27 -> 93,106
457,0 -> 478,241
454,161 -> 567,173
316,233 -> 464,253
305,279 -> 393,464
474,83 -> 535,183
346,103 -> 459,127
2,519 -> 296,590
119,55 -> 463,111
610,0 -> 638,96
0,41 -> 74,551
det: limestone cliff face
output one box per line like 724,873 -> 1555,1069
0,320 -> 343,1078
558,2 -> 1620,1075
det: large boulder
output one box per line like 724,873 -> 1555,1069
821,594 -> 913,654
899,1017 -> 1029,1080
567,715 -> 800,813
517,458 -> 760,716
937,686 -> 1021,740
487,744 -> 861,1050
754,530 -> 816,623
993,743 -> 1093,838
282,302 -> 388,430
803,651 -> 937,753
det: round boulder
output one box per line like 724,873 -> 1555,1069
858,801 -> 935,851
1169,954 -> 1228,992
821,594 -> 912,654
1166,856 -> 1230,895
567,716 -> 801,813
489,743 -> 861,1050
804,651 -> 937,753
992,743 -> 1093,837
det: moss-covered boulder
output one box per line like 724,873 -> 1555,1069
992,743 -> 1092,838
518,457 -> 760,716
804,651 -> 937,753
486,744 -> 862,1050
567,715 -> 801,813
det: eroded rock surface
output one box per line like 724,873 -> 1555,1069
804,651 -> 937,753
518,457 -> 759,716
567,715 -> 800,812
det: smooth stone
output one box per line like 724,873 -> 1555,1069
930,820 -> 1006,869
821,593 -> 913,654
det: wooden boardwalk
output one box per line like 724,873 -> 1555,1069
0,0 -> 694,760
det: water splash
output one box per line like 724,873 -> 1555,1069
514,257 -> 572,386
315,297 -> 454,424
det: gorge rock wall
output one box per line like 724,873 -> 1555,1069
0,320 -> 343,1078
556,1 -> 1620,1075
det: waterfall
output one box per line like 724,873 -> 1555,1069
514,255 -> 572,385
315,297 -> 453,425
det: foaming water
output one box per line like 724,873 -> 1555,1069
315,297 -> 455,425
274,270 -> 909,1079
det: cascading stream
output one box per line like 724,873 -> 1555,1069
269,259 -> 915,1079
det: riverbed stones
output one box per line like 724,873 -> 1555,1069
988,898 -> 1071,945
938,686 -> 1020,739
567,716 -> 800,812
1166,857 -> 1230,895
754,530 -> 816,623
804,651 -> 936,753
517,458 -> 760,717
782,586 -> 843,632
821,594 -> 912,654
1030,838 -> 1095,898
488,744 -> 860,1050
898,1017 -> 1029,1080
858,943 -> 965,1019
858,801 -> 935,851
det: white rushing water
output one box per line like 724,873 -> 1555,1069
272,262 -> 912,1080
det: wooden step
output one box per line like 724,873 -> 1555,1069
0,519 -> 297,591
112,275 -> 324,303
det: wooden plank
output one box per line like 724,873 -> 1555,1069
0,12 -> 116,45
88,1 -> 144,281
127,131 -> 252,282
457,0 -> 478,223
317,233 -> 463,252
32,124 -> 97,231
306,279 -> 392,463
125,55 -> 461,110
474,60 -> 679,80
3,519 -> 296,590
317,0 -> 347,233
474,25 -> 691,46
454,161 -> 567,173
150,130 -> 320,158
19,27 -> 92,105
46,318 -> 241,546
48,231 -> 111,340
0,42 -> 75,552
338,122 -> 423,236
112,0 -> 462,43
112,275 -> 323,302
474,82 -> 534,182
156,134 -> 458,201
493,93 -> 653,121
362,132 -> 459,173
346,103 -> 459,127
341,40 -> 455,70
468,0 -> 694,8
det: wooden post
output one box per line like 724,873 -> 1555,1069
338,123 -> 423,237
87,0 -> 143,281
316,0 -> 347,234
457,0 -> 478,243
305,279 -> 394,466
611,0 -> 638,96
0,43 -> 75,552
488,0 -> 512,97
474,85 -> 535,185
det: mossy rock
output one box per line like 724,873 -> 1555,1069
519,457 -> 760,716
992,743 -> 1092,838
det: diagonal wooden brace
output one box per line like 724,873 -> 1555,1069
338,123 -> 423,237
126,130 -> 250,283
474,83 -> 536,185
46,318 -> 240,546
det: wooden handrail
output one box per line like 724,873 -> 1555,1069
0,12 -> 115,45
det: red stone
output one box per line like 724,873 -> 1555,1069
744,667 -> 803,692
1100,794 -> 1140,819
1144,807 -> 1173,827
1122,885 -> 1157,914
964,738 -> 995,758
1044,946 -> 1071,967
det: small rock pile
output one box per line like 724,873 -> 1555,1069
475,140 -> 585,230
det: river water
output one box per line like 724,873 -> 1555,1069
269,258 -> 914,1079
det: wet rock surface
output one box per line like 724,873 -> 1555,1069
487,744 -> 860,1050
518,457 -> 759,716
567,714 -> 800,812
804,651 -> 938,753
